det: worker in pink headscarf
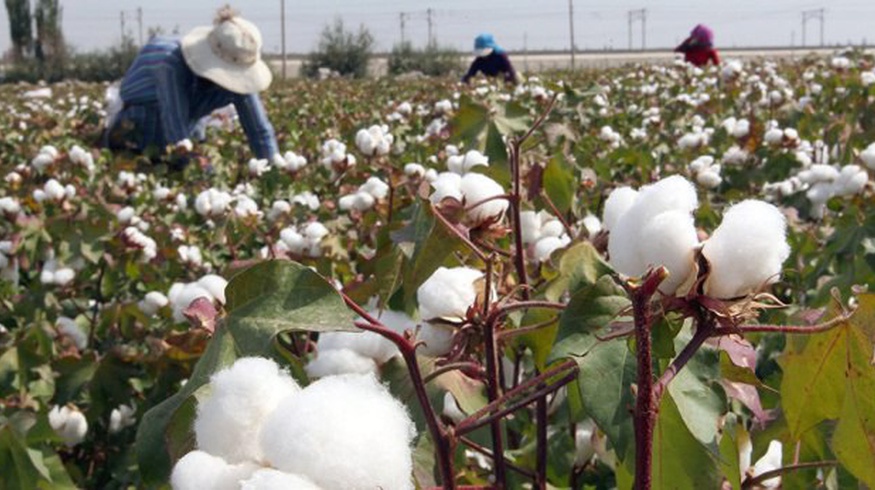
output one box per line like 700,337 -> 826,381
675,24 -> 720,67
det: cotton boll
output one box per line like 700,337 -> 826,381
197,275 -> 228,305
170,450 -> 259,490
56,316 -> 88,350
306,349 -> 379,378
442,392 -> 466,423
534,235 -> 571,262
634,175 -> 698,219
460,173 -> 508,225
240,469 -> 323,490
861,142 -> 875,169
195,357 -> 301,464
702,200 -> 790,299
602,187 -> 639,232
417,266 -> 483,321
833,165 -> 868,196
360,176 -> 389,199
48,405 -> 88,446
749,440 -> 783,488
637,210 -> 698,295
574,419 -> 596,467
260,374 -> 415,490
519,211 -> 542,244
697,170 -> 722,189
540,219 -> 565,238
415,322 -> 456,357
429,172 -> 463,203
109,404 -> 136,433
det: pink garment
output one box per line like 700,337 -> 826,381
690,24 -> 714,46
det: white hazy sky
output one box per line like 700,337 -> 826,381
0,1 -> 872,55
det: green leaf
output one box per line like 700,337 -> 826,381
831,337 -> 875,488
651,392 -> 722,489
0,424 -> 73,489
450,95 -> 489,146
514,307 -> 560,371
718,415 -> 745,490
542,153 -> 576,216
544,242 -> 614,302
666,327 -> 726,446
225,260 -> 357,353
554,275 -> 628,343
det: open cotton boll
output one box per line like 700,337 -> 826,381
637,210 -> 699,295
313,309 -> 412,365
306,348 -> 379,378
416,322 -> 456,357
170,450 -> 259,490
429,172 -> 463,203
702,200 -> 790,299
447,150 -> 489,174
574,419 -> 596,467
48,405 -> 88,446
519,210 -> 542,244
534,235 -> 571,262
749,440 -> 783,488
861,142 -> 875,169
460,173 -> 508,225
634,175 -> 698,219
170,284 -> 213,323
197,275 -> 228,305
195,357 -> 301,464
56,316 -> 88,350
240,469 -> 323,490
417,266 -> 484,321
602,187 -> 638,232
442,392 -> 466,423
260,374 -> 415,490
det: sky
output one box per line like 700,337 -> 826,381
0,1 -> 873,56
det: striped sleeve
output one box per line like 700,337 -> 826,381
234,93 -> 279,159
152,56 -> 191,146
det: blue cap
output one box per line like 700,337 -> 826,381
474,33 -> 497,51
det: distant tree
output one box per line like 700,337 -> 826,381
4,0 -> 32,61
388,41 -> 462,77
302,18 -> 374,79
34,0 -> 65,63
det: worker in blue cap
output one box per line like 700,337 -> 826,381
462,33 -> 517,85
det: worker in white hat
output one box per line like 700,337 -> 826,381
106,6 -> 279,168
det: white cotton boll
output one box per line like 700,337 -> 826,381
534,235 -> 571,262
460,173 -> 508,225
44,179 -> 66,201
697,170 -> 722,189
360,177 -> 389,199
240,469 -> 323,490
178,245 -> 203,267
637,210 -> 698,295
48,405 -> 88,447
581,214 -> 602,236
702,200 -> 790,299
315,331 -> 397,365
170,450 -> 259,490
417,322 -> 456,357
861,142 -> 875,169
195,357 -> 301,464
138,291 -> 169,316
197,274 -> 228,305
0,197 -> 21,216
117,206 -> 136,223
540,219 -> 565,238
267,200 -> 291,221
355,125 -> 393,156
750,440 -> 783,488
688,155 -> 713,173
834,165 -> 868,196
279,151 -> 307,172
574,419 -> 596,466
764,128 -> 784,145
519,211 -> 542,245
303,222 -> 328,241
305,348 -> 378,378
447,150 -> 489,174
279,228 -> 306,254
260,373 -> 415,490
442,392 -> 466,423
234,195 -> 261,219
429,172 -> 463,203
109,404 -> 136,433
862,71 -> 875,87
732,119 -> 750,138
170,284 -> 213,323
247,158 -> 270,177
417,266 -> 484,321
53,267 -> 76,286
602,187 -> 639,232
404,163 -> 426,177
57,316 -> 88,350
634,175 -> 699,218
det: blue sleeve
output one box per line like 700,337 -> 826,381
234,93 -> 279,159
152,55 -> 191,146
500,53 -> 517,84
463,58 -> 482,83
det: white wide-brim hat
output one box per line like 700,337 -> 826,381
181,13 -> 272,94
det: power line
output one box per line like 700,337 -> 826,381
801,8 -> 825,47
628,8 -> 646,51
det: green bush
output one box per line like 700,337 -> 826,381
3,37 -> 139,83
388,42 -> 463,77
301,18 -> 374,79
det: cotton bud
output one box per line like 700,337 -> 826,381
240,469 -> 322,490
170,450 -> 259,490
447,150 -> 489,174
702,200 -> 789,299
195,357 -> 301,464
260,374 -> 415,490
417,266 -> 484,322
48,405 -> 88,446
109,404 -> 136,433
56,316 -> 88,350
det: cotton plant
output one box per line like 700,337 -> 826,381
605,176 -> 790,299
246,157 -> 271,177
688,155 -> 722,189
720,117 -> 750,138
31,145 -> 59,173
122,226 -> 158,262
274,150 -> 307,173
519,210 -> 572,262
796,164 -> 869,219
274,221 -> 329,258
429,172 -> 508,229
40,254 -> 76,286
414,266 -> 489,356
763,121 -> 799,147
33,178 -> 75,204
320,138 -> 357,175
194,188 -> 233,219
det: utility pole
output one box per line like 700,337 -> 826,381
280,0 -> 287,79
399,12 -> 407,44
120,11 -> 126,43
524,32 -> 529,73
568,0 -> 575,70
801,8 -> 825,47
137,7 -> 143,46
427,8 -> 433,47
628,9 -> 646,51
